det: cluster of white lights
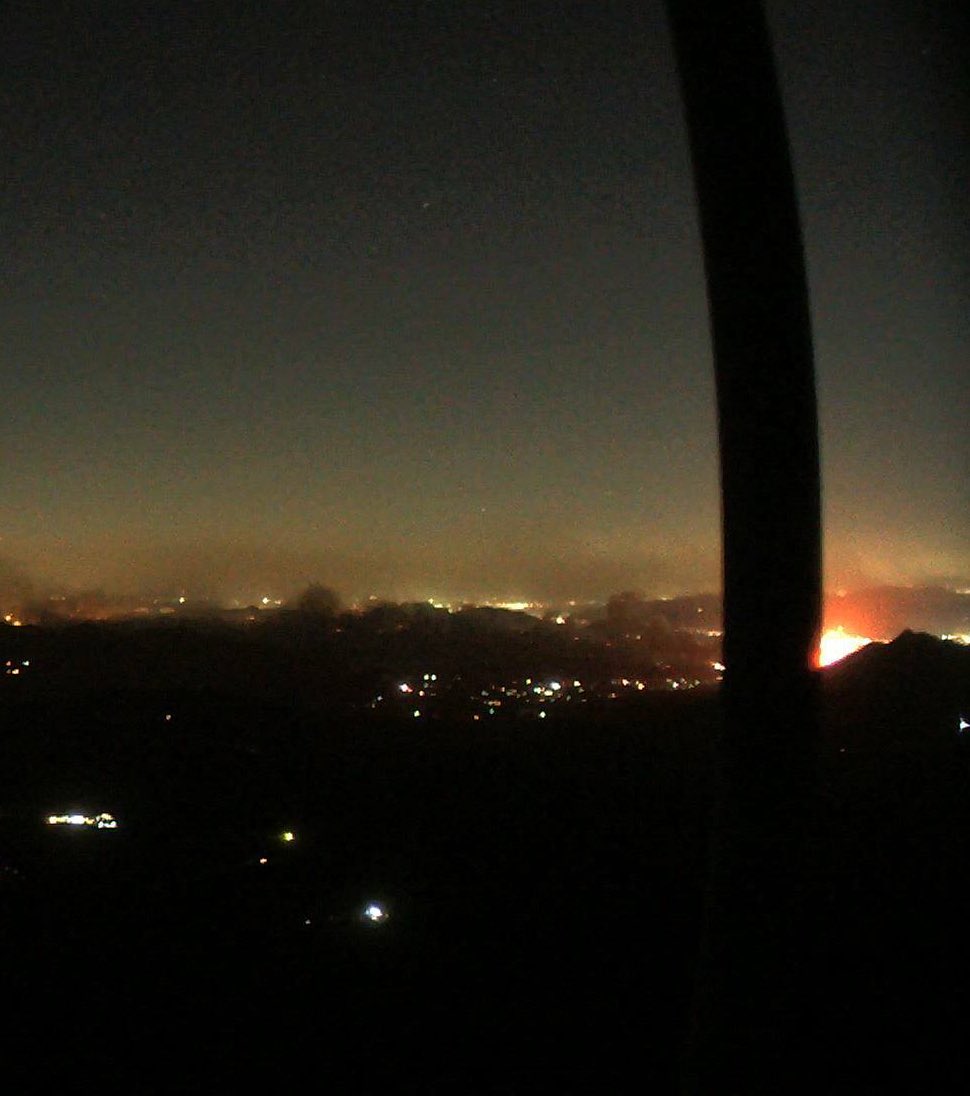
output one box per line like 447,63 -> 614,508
47,812 -> 118,829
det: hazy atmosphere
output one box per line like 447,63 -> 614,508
3,0 -> 967,604
4,7 -> 970,1093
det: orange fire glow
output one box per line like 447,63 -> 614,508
818,627 -> 872,667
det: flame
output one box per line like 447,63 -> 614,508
818,627 -> 872,667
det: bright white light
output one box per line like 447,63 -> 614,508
178,596 -> 186,604
363,903 -> 387,923
960,716 -> 969,735
281,831 -> 295,843
258,857 -> 268,865
538,711 -> 547,719
549,681 -> 561,691
819,628 -> 872,667
713,661 -> 725,673
413,709 -> 421,718
47,811 -> 118,828
398,683 -> 412,694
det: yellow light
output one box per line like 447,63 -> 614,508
47,812 -> 119,827
818,628 -> 872,667
281,831 -> 295,843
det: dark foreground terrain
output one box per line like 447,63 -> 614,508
2,628 -> 968,1093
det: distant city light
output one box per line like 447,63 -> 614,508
46,812 -> 118,829
362,902 -> 388,923
258,857 -> 268,865
280,830 -> 295,843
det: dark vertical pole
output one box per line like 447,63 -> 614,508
664,2 -> 823,1091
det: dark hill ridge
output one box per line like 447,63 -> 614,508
822,630 -> 970,750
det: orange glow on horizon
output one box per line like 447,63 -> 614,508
818,627 -> 873,667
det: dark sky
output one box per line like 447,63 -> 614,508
2,1 -> 967,605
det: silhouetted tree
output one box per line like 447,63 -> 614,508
295,583 -> 341,616
605,590 -> 647,628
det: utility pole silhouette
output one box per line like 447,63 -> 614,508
665,2 -> 823,1091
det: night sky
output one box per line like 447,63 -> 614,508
2,1 -> 967,605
